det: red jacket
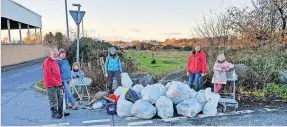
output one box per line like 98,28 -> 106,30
186,51 -> 207,74
42,57 -> 62,88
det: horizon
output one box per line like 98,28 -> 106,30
1,0 -> 252,42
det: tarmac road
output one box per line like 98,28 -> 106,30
1,63 -> 287,126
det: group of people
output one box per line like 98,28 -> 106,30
42,47 -> 123,119
42,44 -> 234,119
186,44 -> 234,93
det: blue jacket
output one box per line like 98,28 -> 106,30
71,70 -> 85,79
57,58 -> 71,81
105,55 -> 122,73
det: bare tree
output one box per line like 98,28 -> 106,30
194,11 -> 230,54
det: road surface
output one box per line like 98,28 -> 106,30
1,63 -> 287,126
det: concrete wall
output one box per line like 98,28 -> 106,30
1,44 -> 50,66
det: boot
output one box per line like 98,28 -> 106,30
51,107 -> 61,119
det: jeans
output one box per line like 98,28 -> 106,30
188,72 -> 201,92
63,80 -> 75,106
107,71 -> 122,91
47,86 -> 63,116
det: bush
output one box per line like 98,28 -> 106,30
183,46 -> 193,51
202,43 -> 287,92
66,37 -> 138,92
266,83 -> 287,103
36,80 -> 45,89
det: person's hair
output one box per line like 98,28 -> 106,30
192,43 -> 202,54
217,54 -> 226,62
49,48 -> 58,54
72,62 -> 80,69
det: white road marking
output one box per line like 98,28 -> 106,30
196,110 -> 255,118
264,108 -> 278,112
27,68 -> 42,72
42,122 -> 69,126
232,110 -> 254,114
198,114 -> 216,118
125,117 -> 139,120
162,116 -> 187,122
9,73 -> 23,78
82,119 -> 111,124
127,120 -> 153,126
88,125 -> 111,126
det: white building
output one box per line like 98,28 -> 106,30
1,0 -> 42,44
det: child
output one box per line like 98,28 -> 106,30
212,54 -> 234,93
105,47 -> 123,94
70,62 -> 85,100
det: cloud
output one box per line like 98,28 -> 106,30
128,29 -> 140,33
162,32 -> 182,35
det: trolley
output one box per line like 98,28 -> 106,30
71,77 -> 92,104
216,67 -> 239,112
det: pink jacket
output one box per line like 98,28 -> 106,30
212,61 -> 234,84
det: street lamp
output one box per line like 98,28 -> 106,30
65,0 -> 70,45
72,4 -> 81,63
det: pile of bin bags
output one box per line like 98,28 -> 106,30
115,80 -> 221,119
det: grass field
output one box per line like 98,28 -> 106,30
125,50 -> 190,77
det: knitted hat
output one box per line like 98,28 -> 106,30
109,47 -> 116,52
58,48 -> 66,56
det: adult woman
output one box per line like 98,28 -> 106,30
186,44 -> 207,91
105,47 -> 123,94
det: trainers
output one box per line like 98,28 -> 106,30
52,113 -> 62,119
64,112 -> 71,116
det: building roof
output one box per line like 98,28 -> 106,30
1,0 -> 42,29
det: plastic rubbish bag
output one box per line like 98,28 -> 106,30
165,82 -> 172,89
176,99 -> 203,117
188,88 -> 198,99
166,82 -> 191,104
114,86 -> 124,96
195,90 -> 207,107
114,86 -> 129,97
125,89 -> 140,103
121,73 -> 133,88
155,96 -> 174,118
116,96 -> 133,117
132,84 -> 144,98
131,99 -> 156,119
203,88 -> 220,115
92,98 -> 107,109
141,85 -> 161,104
154,83 -> 167,96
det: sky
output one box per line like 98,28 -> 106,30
2,0 -> 252,41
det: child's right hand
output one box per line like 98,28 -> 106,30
105,73 -> 108,77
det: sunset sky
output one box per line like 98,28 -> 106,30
2,0 -> 252,41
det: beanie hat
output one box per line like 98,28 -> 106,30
109,47 -> 116,52
59,48 -> 66,56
